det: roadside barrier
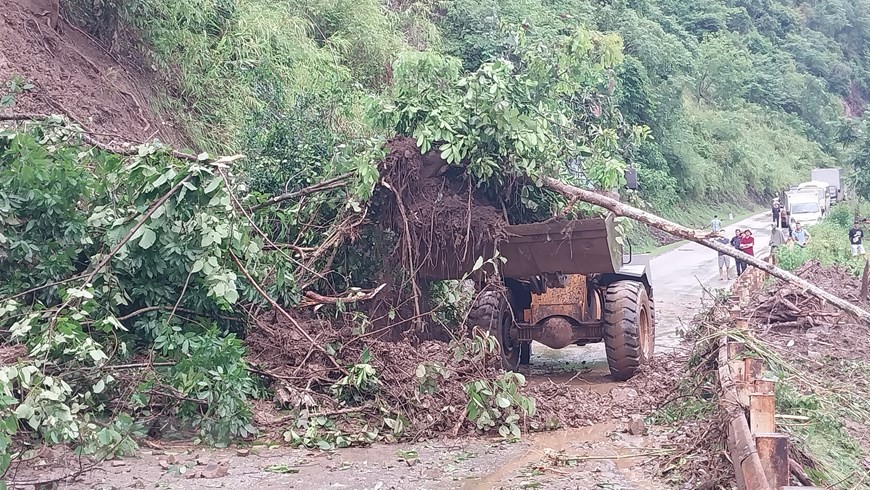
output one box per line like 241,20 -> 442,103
718,260 -> 821,490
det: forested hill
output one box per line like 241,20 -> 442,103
64,0 -> 868,212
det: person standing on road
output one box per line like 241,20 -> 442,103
731,229 -> 745,276
849,221 -> 866,257
710,215 -> 722,233
738,229 -> 755,276
772,199 -> 781,225
768,223 -> 785,266
792,223 -> 810,248
716,230 -> 733,280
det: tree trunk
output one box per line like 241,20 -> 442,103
543,177 -> 870,325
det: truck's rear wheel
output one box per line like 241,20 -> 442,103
602,281 -> 654,381
468,291 -> 520,371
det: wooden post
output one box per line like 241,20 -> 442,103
750,393 -> 776,434
755,433 -> 789,488
728,417 -> 771,490
728,341 -> 746,358
753,378 -> 776,395
744,358 -> 764,380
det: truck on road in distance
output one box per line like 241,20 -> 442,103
810,168 -> 843,205
796,180 -> 831,216
783,190 -> 824,226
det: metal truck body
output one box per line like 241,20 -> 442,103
461,215 -> 655,380
810,168 -> 843,204
784,190 -> 823,225
796,181 -> 830,216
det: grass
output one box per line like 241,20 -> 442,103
729,331 -> 870,488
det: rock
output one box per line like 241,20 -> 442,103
184,468 -> 200,479
236,449 -> 250,457
166,454 -> 179,465
111,460 -> 126,467
610,387 -> 639,404
158,460 -> 170,470
201,462 -> 230,479
627,414 -> 646,436
807,350 -> 822,360
196,456 -> 211,466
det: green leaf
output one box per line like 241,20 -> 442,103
14,404 -> 33,419
472,256 -> 484,272
139,228 -> 157,250
204,177 -> 222,194
264,464 -> 299,474
191,259 -> 204,273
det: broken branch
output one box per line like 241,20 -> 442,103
249,172 -> 353,211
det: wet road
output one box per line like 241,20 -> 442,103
530,211 -> 774,373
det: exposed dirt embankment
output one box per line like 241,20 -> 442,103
1,0 -> 183,145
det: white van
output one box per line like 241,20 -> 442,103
797,181 -> 829,213
786,191 -> 823,226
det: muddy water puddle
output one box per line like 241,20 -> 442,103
463,422 -> 666,489
523,342 -> 623,394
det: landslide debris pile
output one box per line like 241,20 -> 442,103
245,312 -> 677,441
745,260 -> 865,329
1,0 -> 182,146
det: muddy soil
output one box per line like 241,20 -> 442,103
377,136 -> 508,282
1,0 -> 184,146
8,422 -> 673,490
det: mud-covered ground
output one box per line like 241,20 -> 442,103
6,213 -> 773,489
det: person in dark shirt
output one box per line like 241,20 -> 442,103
772,199 -> 781,225
731,229 -> 745,275
849,221 -> 866,257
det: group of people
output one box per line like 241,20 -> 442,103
708,209 -> 867,281
714,228 -> 754,280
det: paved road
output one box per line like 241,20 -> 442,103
652,211 -> 773,352
531,211 -> 774,370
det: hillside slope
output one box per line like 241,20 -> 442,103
1,0 -> 182,146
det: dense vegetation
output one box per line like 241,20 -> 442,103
66,0 -> 870,215
2,0 -> 869,481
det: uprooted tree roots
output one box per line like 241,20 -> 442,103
371,137 -> 509,335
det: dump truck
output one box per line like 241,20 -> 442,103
460,216 -> 654,381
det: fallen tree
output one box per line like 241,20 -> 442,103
544,178 -> 870,325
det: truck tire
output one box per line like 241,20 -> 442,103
468,291 -> 520,371
602,281 -> 655,381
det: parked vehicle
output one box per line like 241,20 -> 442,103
796,181 -> 831,216
810,168 -> 844,205
783,190 -> 824,226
